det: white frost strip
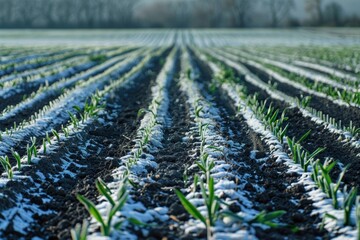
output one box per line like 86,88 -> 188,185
204,55 -> 358,240
243,48 -> 359,84
203,49 -> 360,149
0,118 -> 92,235
205,48 -> 290,103
220,49 -> 356,108
0,48 -> 88,78
0,55 -> 88,85
87,48 -> 177,240
0,49 -> 144,122
223,82 -> 358,240
0,46 -> 119,85
0,53 -> 145,156
226,48 -> 355,92
0,49 -> 164,237
0,47 -> 135,99
293,60 -> 358,83
181,49 -> 260,239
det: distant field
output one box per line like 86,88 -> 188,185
0,29 -> 359,239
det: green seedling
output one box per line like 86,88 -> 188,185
0,156 -> 13,179
343,186 -> 358,226
220,207 -> 290,232
175,176 -> 220,239
195,105 -> 203,119
11,149 -> 21,170
89,54 -> 107,63
26,137 -> 37,164
320,213 -> 337,231
312,159 -> 348,209
196,153 -> 215,183
71,219 -> 89,240
46,132 -> 52,144
68,111 -> 79,128
248,210 -> 287,228
52,129 -> 60,142
61,125 -> 69,138
42,138 -> 47,154
31,137 -> 37,157
77,177 -> 140,236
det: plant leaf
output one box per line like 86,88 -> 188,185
175,189 -> 206,225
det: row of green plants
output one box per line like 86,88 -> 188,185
1,47 -> 154,175
0,47 -> 140,125
211,61 -> 360,238
0,49 -> 148,152
306,105 -> 360,138
175,56 -> 289,239
0,59 -> 77,89
237,47 -> 359,87
249,94 -> 359,227
263,63 -> 360,105
71,48 -> 174,239
0,93 -> 104,179
1,48 -> 162,239
217,48 -> 360,145
1,45 -> 126,90
0,48 -> 90,74
258,62 -> 360,139
258,46 -> 360,75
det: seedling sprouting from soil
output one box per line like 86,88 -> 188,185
0,156 -> 13,179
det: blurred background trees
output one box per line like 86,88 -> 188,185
0,0 -> 358,28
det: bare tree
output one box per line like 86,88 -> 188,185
208,0 -> 225,27
306,0 -> 323,26
225,0 -> 255,28
264,0 -> 294,27
0,0 -> 358,28
325,2 -> 343,26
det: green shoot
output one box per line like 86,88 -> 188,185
11,149 -> 21,170
71,219 -> 89,240
77,177 -> 133,236
42,138 -> 47,154
46,132 -> 52,144
175,176 -> 221,239
52,129 -> 60,142
0,156 -> 13,179
248,210 -> 287,228
343,186 -> 358,226
320,213 -> 337,231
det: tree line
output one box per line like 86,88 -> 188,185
0,0 -> 358,28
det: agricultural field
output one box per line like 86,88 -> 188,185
0,29 -> 360,239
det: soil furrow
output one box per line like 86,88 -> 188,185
0,53 -> 142,131
230,57 -> 360,189
191,48 -> 328,239
0,51 -> 169,240
240,60 -> 360,127
0,54 -> 147,177
0,48 -> 137,113
206,49 -> 360,190
127,53 -> 196,239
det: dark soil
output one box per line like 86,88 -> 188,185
129,55 -> 200,239
0,47 -> 137,114
241,61 -> 360,128
0,51 -> 168,240
0,56 -> 136,132
191,48 -> 329,239
236,59 -> 360,189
